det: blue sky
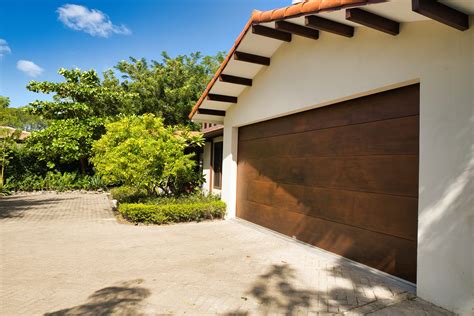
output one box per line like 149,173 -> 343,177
0,0 -> 289,107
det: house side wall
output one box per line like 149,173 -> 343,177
221,19 -> 473,315
202,141 -> 212,194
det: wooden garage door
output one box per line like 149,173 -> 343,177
237,84 -> 419,283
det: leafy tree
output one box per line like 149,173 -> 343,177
20,51 -> 223,176
0,127 -> 20,186
25,68 -> 136,173
0,106 -> 47,131
0,96 -> 10,109
26,118 -> 104,173
115,51 -> 224,127
91,114 -> 204,195
27,68 -> 137,119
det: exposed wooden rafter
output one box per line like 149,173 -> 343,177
412,0 -> 469,31
197,109 -> 226,117
346,8 -> 400,36
234,51 -> 270,66
252,25 -> 292,42
219,74 -> 252,86
275,21 -> 319,40
305,15 -> 354,38
207,94 -> 238,103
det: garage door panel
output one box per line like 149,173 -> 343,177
240,155 -> 418,196
244,180 -> 417,240
240,115 -> 418,159
239,84 -> 420,142
237,84 -> 419,282
238,200 -> 417,282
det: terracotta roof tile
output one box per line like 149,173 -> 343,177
189,0 -> 379,119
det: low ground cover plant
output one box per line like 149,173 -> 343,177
119,199 -> 226,225
5,171 -> 105,192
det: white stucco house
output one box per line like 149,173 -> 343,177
191,0 -> 473,314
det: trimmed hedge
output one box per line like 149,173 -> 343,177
119,200 -> 226,224
110,186 -> 148,203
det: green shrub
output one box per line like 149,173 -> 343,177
91,114 -> 204,196
142,193 -> 221,205
0,183 -> 11,196
119,200 -> 226,224
110,186 -> 148,203
5,171 -> 105,192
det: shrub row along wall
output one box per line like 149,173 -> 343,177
119,201 -> 226,224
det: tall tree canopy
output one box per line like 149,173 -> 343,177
0,95 -> 46,131
115,51 -> 224,126
25,68 -> 136,173
0,96 -> 10,109
27,68 -> 136,120
20,51 -> 223,174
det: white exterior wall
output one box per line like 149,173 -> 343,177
201,141 -> 212,194
220,19 -> 473,315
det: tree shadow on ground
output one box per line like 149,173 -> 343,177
0,195 -> 75,219
44,279 -> 150,316
224,260 -> 453,316
247,264 -> 317,314
224,262 -> 411,316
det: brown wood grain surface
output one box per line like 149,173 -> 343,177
236,84 -> 419,283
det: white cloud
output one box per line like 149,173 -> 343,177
0,39 -> 11,57
57,4 -> 131,37
17,60 -> 44,77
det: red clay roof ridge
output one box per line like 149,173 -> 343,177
189,0 -> 384,119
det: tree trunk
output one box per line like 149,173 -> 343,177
0,163 -> 4,186
79,158 -> 86,175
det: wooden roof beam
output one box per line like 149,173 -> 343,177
346,8 -> 400,36
197,109 -> 226,117
252,25 -> 292,42
207,94 -> 237,103
219,74 -> 252,86
275,21 -> 319,40
305,15 -> 354,38
412,0 -> 469,31
234,51 -> 270,66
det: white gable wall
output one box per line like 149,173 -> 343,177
201,141 -> 212,194
221,18 -> 473,315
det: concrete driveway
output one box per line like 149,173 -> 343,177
0,193 -> 451,315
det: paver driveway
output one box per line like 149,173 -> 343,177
0,192 -> 451,315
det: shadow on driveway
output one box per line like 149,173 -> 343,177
44,279 -> 150,316
0,195 -> 75,219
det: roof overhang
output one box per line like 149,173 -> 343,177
189,0 -> 473,123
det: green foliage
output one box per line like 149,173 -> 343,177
24,68 -> 137,174
92,114 -> 204,195
142,193 -> 221,205
110,186 -> 148,203
115,52 -> 224,127
0,96 -> 9,109
119,200 -> 226,224
0,127 -> 21,186
27,68 -> 136,119
0,106 -> 47,131
26,118 -> 104,170
5,144 -> 47,183
0,183 -> 11,196
8,51 -> 223,188
0,96 -> 46,131
5,171 -> 105,192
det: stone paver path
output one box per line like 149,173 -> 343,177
0,192 -> 452,315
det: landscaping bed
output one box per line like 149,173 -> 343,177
111,187 -> 226,225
